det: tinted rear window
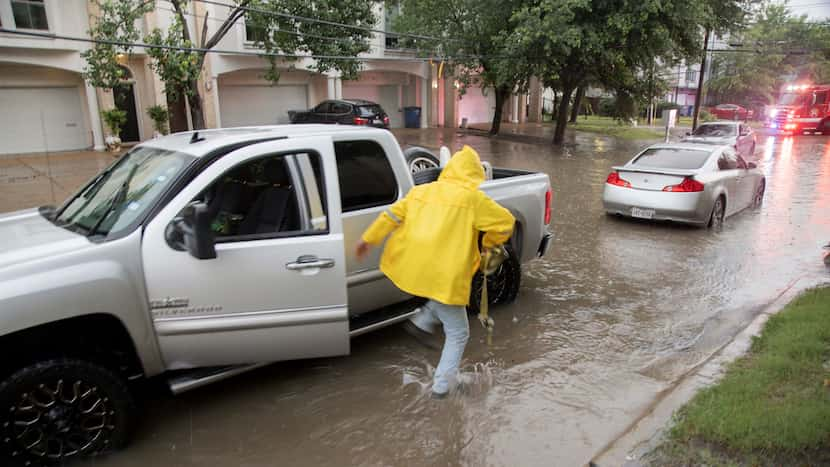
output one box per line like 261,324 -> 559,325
692,124 -> 737,136
334,140 -> 398,211
358,105 -> 384,117
632,148 -> 712,170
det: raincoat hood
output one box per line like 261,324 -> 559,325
438,145 -> 485,189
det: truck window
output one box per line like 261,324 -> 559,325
191,152 -> 327,241
334,140 -> 398,212
815,91 -> 827,105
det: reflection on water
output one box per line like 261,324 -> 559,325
82,131 -> 830,467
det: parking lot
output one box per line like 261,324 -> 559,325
2,128 -> 829,466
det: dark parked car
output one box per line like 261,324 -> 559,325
288,99 -> 390,128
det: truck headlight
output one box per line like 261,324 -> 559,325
768,108 -> 778,117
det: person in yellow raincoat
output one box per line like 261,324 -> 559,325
356,145 -> 514,398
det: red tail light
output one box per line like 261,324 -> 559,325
606,172 -> 631,188
663,177 -> 704,192
544,189 -> 552,225
353,117 -> 369,125
383,116 -> 390,126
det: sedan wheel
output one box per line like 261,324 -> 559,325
708,197 -> 725,230
753,180 -> 766,207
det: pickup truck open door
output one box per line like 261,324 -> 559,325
142,137 -> 350,369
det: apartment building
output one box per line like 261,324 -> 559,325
0,0 -> 541,155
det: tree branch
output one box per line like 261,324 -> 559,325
204,0 -> 251,50
170,0 -> 192,44
200,9 -> 209,48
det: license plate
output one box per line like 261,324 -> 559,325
373,119 -> 382,124
631,207 -> 655,219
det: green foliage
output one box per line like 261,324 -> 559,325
511,0 -> 753,143
147,105 -> 170,135
707,4 -> 830,105
144,12 -> 203,101
101,108 -> 127,136
82,1 -> 152,90
667,287 -> 830,457
246,0 -> 375,81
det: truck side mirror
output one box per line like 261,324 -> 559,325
168,202 -> 216,260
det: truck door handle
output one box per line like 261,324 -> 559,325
286,255 -> 335,270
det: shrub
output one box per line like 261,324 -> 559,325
147,105 -> 170,135
101,108 -> 127,137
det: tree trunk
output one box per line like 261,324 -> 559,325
553,84 -> 575,145
186,79 -> 206,130
552,91 -> 559,121
489,86 -> 510,135
569,86 -> 584,123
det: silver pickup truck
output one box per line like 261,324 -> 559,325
0,125 -> 551,464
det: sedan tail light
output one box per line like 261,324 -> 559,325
544,189 -> 552,225
353,117 -> 369,125
662,177 -> 704,192
383,115 -> 390,126
606,172 -> 631,188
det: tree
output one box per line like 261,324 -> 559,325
707,4 -> 830,106
391,0 -> 534,135
513,0 -> 752,144
84,0 -> 376,130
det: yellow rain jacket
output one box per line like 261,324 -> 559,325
361,146 -> 515,306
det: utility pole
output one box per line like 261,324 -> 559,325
691,28 -> 710,131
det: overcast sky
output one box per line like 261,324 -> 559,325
778,0 -> 830,20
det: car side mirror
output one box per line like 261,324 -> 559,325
167,202 -> 216,260
685,131 -> 691,136
747,162 -> 757,169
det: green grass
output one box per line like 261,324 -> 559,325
569,115 -> 664,140
649,287 -> 830,466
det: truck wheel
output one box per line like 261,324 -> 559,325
403,147 -> 440,174
820,119 -> 830,136
467,247 -> 521,315
0,359 -> 135,466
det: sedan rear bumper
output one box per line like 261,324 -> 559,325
602,184 -> 712,226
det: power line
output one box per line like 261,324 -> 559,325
194,0 -> 470,47
0,27 -> 519,62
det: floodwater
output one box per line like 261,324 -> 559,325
81,129 -> 830,467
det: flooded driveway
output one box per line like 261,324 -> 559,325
44,130 -> 826,467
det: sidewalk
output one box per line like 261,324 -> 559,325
0,150 -> 116,213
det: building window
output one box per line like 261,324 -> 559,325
11,0 -> 48,30
384,2 -> 401,49
685,68 -> 697,83
244,14 -> 267,43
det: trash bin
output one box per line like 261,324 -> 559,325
404,106 -> 421,128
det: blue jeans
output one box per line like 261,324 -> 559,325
410,299 -> 470,394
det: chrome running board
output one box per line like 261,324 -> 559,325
168,362 -> 269,394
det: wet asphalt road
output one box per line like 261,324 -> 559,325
69,129 -> 830,467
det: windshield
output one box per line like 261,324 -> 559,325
54,146 -> 194,238
692,124 -> 737,137
632,148 -> 712,170
778,93 -> 806,106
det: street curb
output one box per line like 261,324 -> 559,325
588,274 -> 830,467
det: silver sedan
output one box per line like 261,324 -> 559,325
603,143 -> 766,228
680,121 -> 756,159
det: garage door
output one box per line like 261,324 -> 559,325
0,87 -> 88,155
343,85 -> 402,128
458,86 -> 496,125
219,85 -> 308,127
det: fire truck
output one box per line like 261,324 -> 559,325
765,83 -> 830,134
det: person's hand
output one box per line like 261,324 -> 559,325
355,240 -> 371,262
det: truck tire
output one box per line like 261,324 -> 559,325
820,118 -> 830,135
403,147 -> 440,174
0,358 -> 135,466
467,247 -> 521,316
